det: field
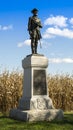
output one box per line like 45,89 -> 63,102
0,112 -> 73,130
0,70 -> 73,113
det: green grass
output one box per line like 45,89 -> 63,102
0,112 -> 73,130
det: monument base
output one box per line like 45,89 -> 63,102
10,109 -> 63,121
9,55 -> 64,121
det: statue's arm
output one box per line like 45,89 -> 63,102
38,21 -> 42,28
34,18 -> 42,28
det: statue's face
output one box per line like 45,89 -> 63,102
33,11 -> 38,15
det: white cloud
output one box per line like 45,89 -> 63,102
23,39 -> 31,46
49,58 -> 73,63
69,18 -> 73,24
44,15 -> 68,27
17,42 -> 24,47
0,25 -> 13,31
17,39 -> 31,47
63,58 -> 73,63
42,33 -> 55,39
43,27 -> 73,39
18,15 -> 73,48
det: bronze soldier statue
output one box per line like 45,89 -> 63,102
28,8 -> 42,54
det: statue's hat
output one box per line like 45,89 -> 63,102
31,8 -> 38,13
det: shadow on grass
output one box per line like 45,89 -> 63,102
47,113 -> 73,126
0,116 -> 9,119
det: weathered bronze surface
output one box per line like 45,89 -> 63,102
33,70 -> 47,95
28,8 -> 42,54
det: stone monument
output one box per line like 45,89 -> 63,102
9,9 -> 63,121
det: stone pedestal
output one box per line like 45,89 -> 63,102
10,54 -> 63,121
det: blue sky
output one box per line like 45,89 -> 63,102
0,0 -> 73,74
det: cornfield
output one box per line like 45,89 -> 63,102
0,70 -> 23,113
48,74 -> 73,111
0,70 -> 73,113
